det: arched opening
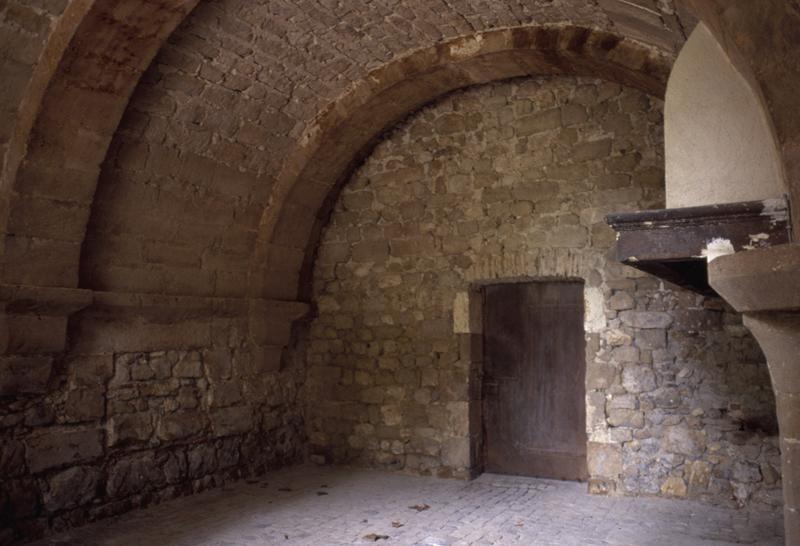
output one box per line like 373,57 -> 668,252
247,25 -> 672,301
290,73 -> 780,511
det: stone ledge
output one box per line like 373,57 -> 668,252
0,284 -> 309,322
90,291 -> 249,320
70,295 -> 309,354
1,285 -> 93,356
0,284 -> 310,356
0,284 -> 93,315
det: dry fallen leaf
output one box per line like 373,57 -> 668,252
391,521 -> 404,528
409,504 -> 430,512
363,533 -> 390,541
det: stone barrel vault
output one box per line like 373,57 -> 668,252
1,0 -> 800,544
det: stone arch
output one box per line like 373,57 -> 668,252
0,0 -> 93,227
2,1 -> 798,300
248,25 -> 673,302
1,0 -> 199,288
296,73 -> 779,502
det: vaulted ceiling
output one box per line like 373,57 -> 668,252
1,0 -> 798,306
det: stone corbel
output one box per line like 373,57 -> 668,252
248,298 -> 310,373
708,243 -> 800,544
69,291 -> 252,354
0,286 -> 311,394
0,284 -> 93,395
71,292 -> 309,358
90,291 -> 249,320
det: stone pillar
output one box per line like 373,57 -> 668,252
709,243 -> 800,545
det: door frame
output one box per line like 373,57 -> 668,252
459,277 -> 589,478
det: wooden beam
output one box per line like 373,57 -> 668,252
606,198 -> 792,294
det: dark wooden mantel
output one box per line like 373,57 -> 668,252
606,198 -> 792,295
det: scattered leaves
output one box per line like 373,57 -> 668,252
409,504 -> 430,512
363,533 -> 390,542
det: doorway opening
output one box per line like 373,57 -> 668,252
481,280 -> 588,481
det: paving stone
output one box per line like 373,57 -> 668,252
28,465 -> 783,546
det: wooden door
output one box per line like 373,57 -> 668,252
482,281 -> 588,480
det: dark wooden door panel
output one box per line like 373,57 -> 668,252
483,281 -> 588,481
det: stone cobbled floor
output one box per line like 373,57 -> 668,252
32,465 -> 783,546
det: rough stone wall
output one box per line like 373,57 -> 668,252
300,76 -> 781,509
590,285 -> 781,508
0,312 -> 305,543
